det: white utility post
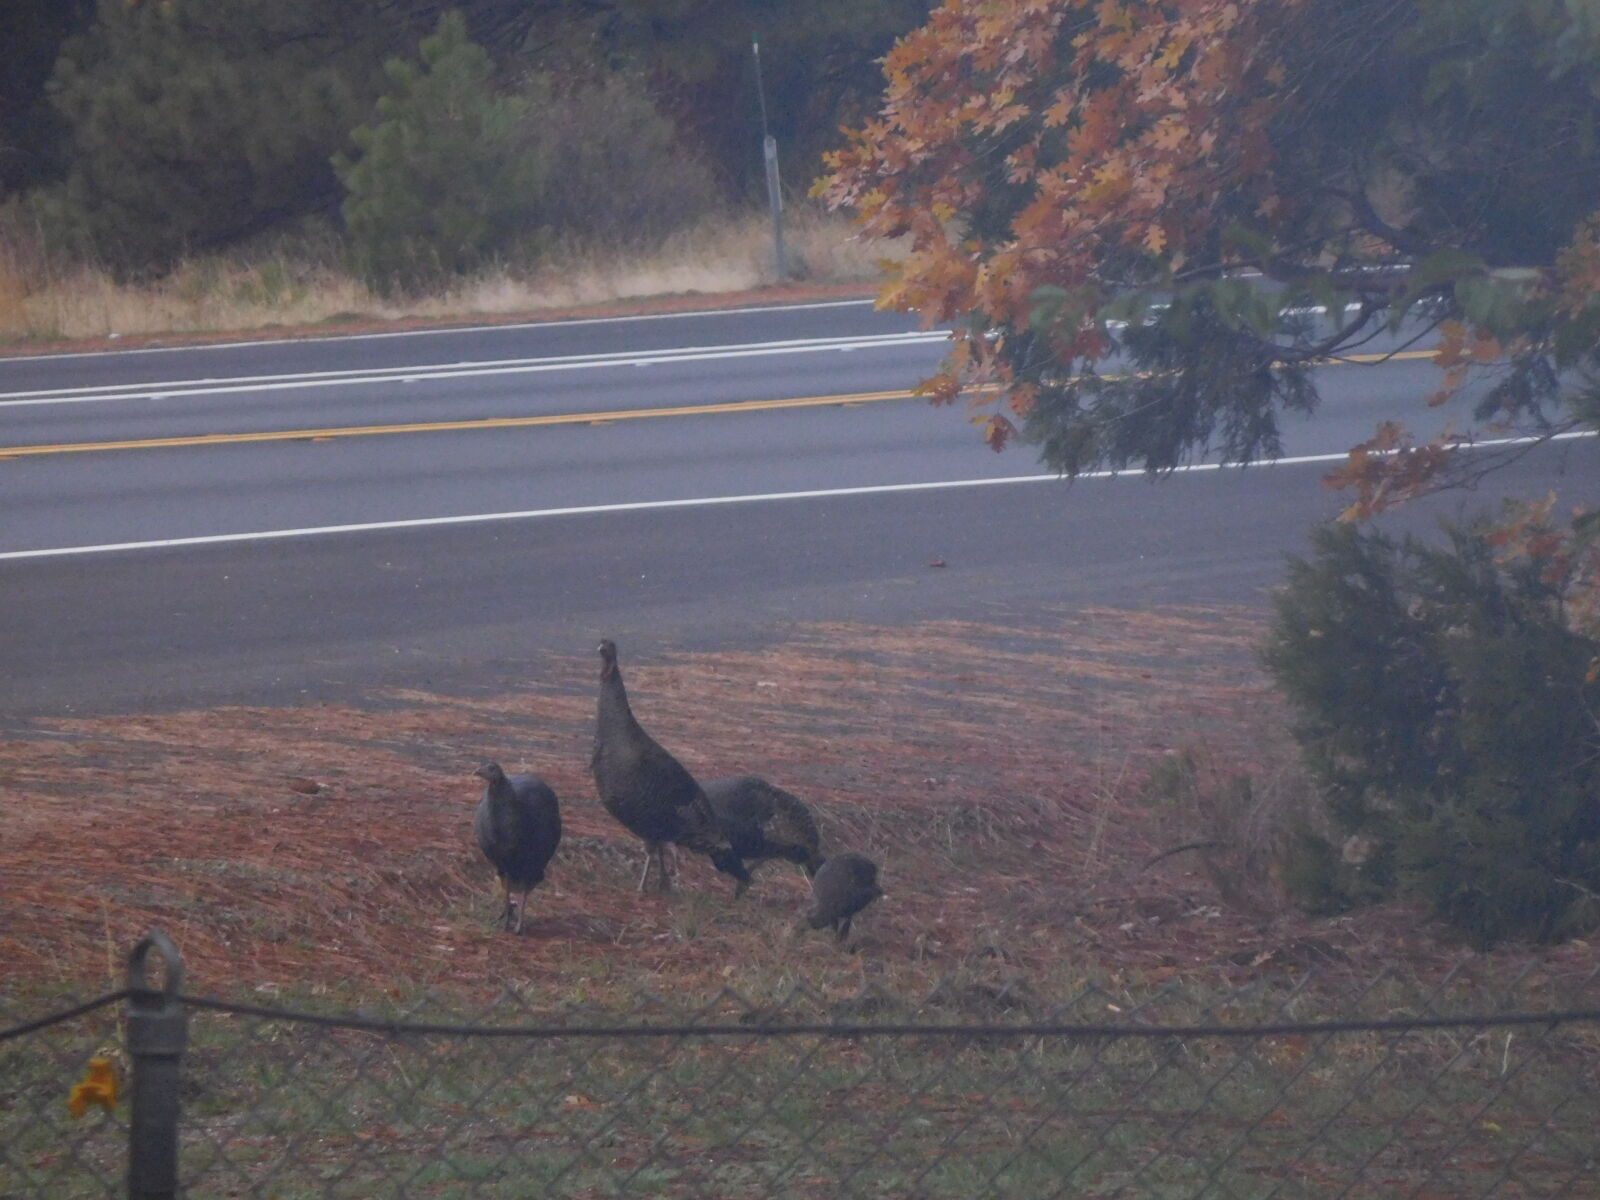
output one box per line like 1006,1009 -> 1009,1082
752,34 -> 788,280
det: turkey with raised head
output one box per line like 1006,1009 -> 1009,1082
590,639 -> 745,893
703,775 -> 823,897
473,762 -> 562,934
805,852 -> 883,942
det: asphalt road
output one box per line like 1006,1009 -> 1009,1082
1,300 -> 1454,555
2,299 -> 1592,717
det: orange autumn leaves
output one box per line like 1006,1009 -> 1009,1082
821,0 -> 1600,629
68,1057 -> 120,1118
818,0 -> 1302,449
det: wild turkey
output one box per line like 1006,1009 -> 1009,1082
473,762 -> 562,934
805,852 -> 883,941
703,775 -> 823,896
590,639 -> 744,893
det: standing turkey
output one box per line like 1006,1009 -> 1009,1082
703,775 -> 823,896
805,852 -> 883,942
473,762 -> 562,934
590,639 -> 745,893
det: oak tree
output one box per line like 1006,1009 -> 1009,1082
818,0 -> 1600,513
819,0 -> 1600,942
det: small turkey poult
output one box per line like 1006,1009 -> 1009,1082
804,851 -> 884,943
473,762 -> 562,934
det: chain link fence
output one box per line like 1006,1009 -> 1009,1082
4,930 -> 1599,1198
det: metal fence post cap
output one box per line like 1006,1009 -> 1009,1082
127,930 -> 187,1058
128,929 -> 184,999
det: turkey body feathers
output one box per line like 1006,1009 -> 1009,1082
473,763 -> 562,933
704,776 -> 823,892
807,852 -> 883,941
590,639 -> 740,892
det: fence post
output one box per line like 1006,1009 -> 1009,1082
125,930 -> 187,1200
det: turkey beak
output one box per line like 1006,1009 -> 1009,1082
473,765 -> 493,781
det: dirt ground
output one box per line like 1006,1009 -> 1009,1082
4,605 -> 1595,1007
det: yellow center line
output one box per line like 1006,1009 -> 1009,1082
0,349 -> 1440,459
0,388 -> 919,458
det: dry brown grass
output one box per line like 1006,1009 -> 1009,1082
5,607 -> 1591,1009
0,206 -> 897,348
0,265 -> 26,334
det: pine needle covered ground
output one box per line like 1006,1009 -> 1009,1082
5,606 -> 1594,1007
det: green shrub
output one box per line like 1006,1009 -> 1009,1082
1265,522 -> 1600,946
45,0 -> 387,275
334,11 -> 541,294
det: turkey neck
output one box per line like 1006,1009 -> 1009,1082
597,661 -> 646,742
482,775 -> 518,839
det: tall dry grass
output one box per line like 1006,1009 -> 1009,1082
0,204 -> 898,347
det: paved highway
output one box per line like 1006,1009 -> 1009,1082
1,298 -> 1592,716
0,300 -> 1455,554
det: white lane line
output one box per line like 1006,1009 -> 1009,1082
0,475 -> 1068,560
0,444 -> 1497,566
0,298 -> 881,363
5,432 -> 1587,563
9,433 -> 1592,563
0,330 -> 947,407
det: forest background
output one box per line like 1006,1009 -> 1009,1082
0,0 -> 929,341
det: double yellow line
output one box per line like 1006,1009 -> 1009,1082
0,350 -> 1436,459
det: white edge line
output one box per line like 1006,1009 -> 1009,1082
0,330 -> 947,406
0,295 -> 1378,369
5,431 -> 1590,563
0,472 -> 1074,560
0,298 -> 882,364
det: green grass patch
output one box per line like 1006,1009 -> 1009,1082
6,975 -> 1596,1198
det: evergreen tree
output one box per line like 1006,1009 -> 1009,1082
0,0 -> 93,195
1265,523 -> 1600,946
21,0 -> 929,267
44,0 -> 400,272
334,11 -> 543,293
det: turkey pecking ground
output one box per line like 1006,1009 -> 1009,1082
3,604 -> 1593,1008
